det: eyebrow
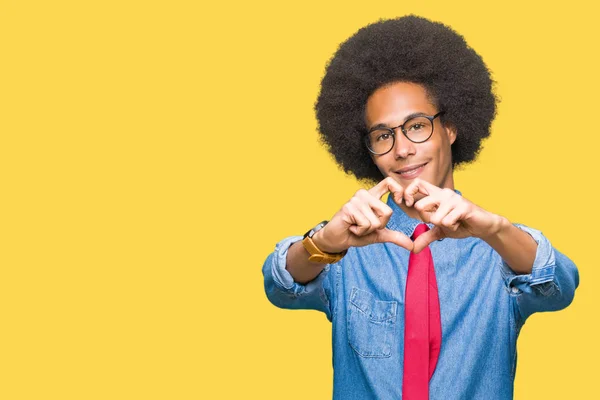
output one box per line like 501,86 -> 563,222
368,112 -> 431,132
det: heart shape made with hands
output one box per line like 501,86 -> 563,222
368,177 -> 486,253
319,176 -> 496,255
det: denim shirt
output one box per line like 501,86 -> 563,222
262,192 -> 579,400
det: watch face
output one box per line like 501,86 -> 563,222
313,221 -> 328,232
304,220 -> 329,238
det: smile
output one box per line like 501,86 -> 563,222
395,162 -> 427,179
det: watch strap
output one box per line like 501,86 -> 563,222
302,235 -> 347,264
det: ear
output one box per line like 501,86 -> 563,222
444,124 -> 457,145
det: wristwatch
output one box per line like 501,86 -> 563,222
302,220 -> 347,264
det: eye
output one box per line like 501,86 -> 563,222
376,132 -> 392,141
407,122 -> 426,131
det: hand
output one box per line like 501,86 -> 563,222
403,179 -> 503,253
313,177 -> 414,253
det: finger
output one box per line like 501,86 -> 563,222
413,188 -> 456,213
342,203 -> 372,236
404,179 -> 441,207
351,196 -> 385,234
440,205 -> 467,231
368,176 -> 405,204
413,194 -> 441,221
426,194 -> 460,227
373,228 -> 414,251
349,227 -> 413,251
355,190 -> 394,228
412,226 -> 444,253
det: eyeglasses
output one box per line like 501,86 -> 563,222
364,111 -> 445,155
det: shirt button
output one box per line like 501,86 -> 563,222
511,287 -> 519,294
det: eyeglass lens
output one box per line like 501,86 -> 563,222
367,116 -> 434,154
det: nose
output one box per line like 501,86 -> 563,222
393,131 -> 416,159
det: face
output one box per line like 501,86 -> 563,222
364,81 -> 457,189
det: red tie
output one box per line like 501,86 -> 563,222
402,223 -> 442,400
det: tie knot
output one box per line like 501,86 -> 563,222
412,223 -> 429,240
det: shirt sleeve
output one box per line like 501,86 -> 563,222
498,224 -> 580,326
262,235 -> 338,322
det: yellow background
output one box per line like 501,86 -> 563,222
1,0 -> 598,398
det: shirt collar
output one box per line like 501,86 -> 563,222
385,188 -> 462,238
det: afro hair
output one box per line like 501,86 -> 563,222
315,15 -> 497,184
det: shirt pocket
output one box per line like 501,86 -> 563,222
347,287 -> 398,358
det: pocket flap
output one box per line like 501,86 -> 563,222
350,287 -> 397,322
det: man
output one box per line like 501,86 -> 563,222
262,16 -> 578,400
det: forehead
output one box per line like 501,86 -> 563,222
364,82 -> 436,127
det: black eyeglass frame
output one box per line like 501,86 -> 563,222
364,111 -> 446,155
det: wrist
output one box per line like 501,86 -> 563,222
312,228 -> 347,254
479,214 -> 510,243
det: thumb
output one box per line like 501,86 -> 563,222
412,226 -> 443,253
375,228 -> 414,252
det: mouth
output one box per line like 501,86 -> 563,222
394,162 -> 428,179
